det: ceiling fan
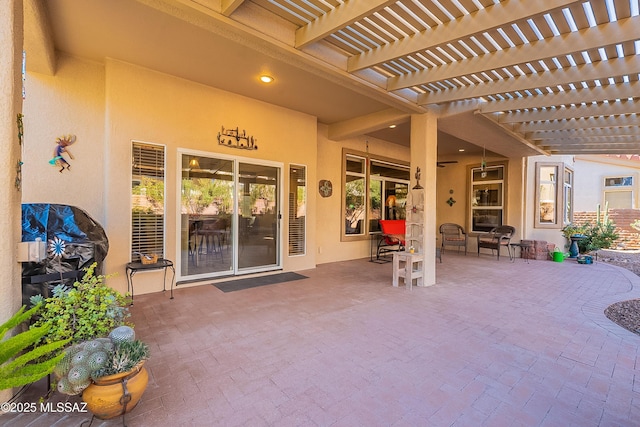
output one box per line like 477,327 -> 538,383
437,161 -> 458,168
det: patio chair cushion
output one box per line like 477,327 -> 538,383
477,226 -> 515,260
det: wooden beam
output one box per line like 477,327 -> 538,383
478,81 -> 640,113
474,110 -> 548,155
327,109 -> 411,140
388,16 -> 640,91
347,0 -> 583,72
525,125 -> 640,139
418,56 -> 640,105
516,114 -> 640,132
493,99 -> 640,123
221,0 -> 244,16
295,0 -> 395,48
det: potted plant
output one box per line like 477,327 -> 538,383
54,325 -> 150,420
562,204 -> 619,256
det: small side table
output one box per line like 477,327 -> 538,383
392,251 -> 424,289
509,241 -> 533,263
125,258 -> 175,303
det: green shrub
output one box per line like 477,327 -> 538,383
562,204 -> 619,253
0,304 -> 70,390
30,263 -> 131,347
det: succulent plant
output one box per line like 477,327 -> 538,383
54,326 -> 149,395
108,325 -> 135,344
92,340 -> 149,378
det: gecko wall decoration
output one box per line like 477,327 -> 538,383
217,126 -> 258,150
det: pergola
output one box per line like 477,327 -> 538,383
25,0 -> 640,157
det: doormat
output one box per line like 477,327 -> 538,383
213,272 -> 308,293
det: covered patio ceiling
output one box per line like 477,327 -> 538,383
25,0 -> 640,157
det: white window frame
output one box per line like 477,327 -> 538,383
535,163 -> 561,228
288,164 -> 306,256
131,140 -> 166,262
534,162 -> 573,229
603,175 -> 636,209
563,167 -> 574,226
469,163 -> 507,233
341,149 -> 410,241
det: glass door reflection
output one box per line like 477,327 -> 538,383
238,162 -> 280,271
181,155 -> 234,278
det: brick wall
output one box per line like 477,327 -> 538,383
573,208 -> 640,250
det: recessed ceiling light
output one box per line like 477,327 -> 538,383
458,148 -> 465,152
260,75 -> 274,83
389,124 -> 396,128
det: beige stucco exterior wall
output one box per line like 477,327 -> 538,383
1,0 -> 24,403
524,155 -> 576,251
315,124 -> 410,264
23,56 -> 318,296
22,55 -> 106,222
573,155 -> 640,211
435,152 -> 526,253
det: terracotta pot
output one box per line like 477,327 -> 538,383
82,360 -> 149,420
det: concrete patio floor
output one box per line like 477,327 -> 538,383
3,253 -> 640,426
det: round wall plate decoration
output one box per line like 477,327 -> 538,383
319,180 -> 332,197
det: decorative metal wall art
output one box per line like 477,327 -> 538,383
319,180 -> 332,197
16,114 -> 24,190
412,166 -> 423,190
217,126 -> 258,150
447,189 -> 456,206
49,134 -> 76,172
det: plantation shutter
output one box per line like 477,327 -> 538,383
288,165 -> 306,256
131,142 -> 165,262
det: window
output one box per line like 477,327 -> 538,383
536,164 -> 559,226
345,154 -> 366,236
131,141 -> 165,262
604,175 -> 635,209
534,162 -> 573,228
470,164 -> 505,232
289,165 -> 306,256
564,168 -> 573,225
343,150 -> 409,239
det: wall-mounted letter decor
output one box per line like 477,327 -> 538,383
217,126 -> 258,150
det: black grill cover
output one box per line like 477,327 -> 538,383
21,204 -> 109,305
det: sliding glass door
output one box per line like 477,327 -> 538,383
238,162 -> 279,271
179,152 -> 281,280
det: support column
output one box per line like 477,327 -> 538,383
0,0 -> 25,398
410,111 -> 438,286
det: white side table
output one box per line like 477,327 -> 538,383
392,251 -> 424,289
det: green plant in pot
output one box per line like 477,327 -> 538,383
562,204 -> 619,254
30,263 -> 130,347
55,326 -> 150,420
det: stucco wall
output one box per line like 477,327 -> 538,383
1,0 -> 25,403
525,155 -> 640,252
23,56 -> 318,296
573,155 -> 640,211
435,153 -> 525,253
23,55 -> 106,223
524,155 -> 575,251
316,124 -> 410,264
